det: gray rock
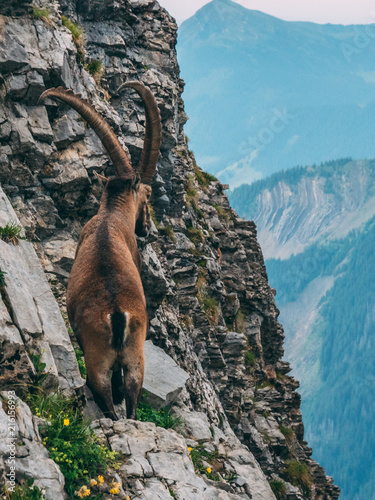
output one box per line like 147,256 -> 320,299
52,113 -> 86,149
5,74 -> 28,101
27,107 -> 54,143
173,409 -> 213,443
0,297 -> 34,389
25,71 -> 45,104
143,340 -> 189,408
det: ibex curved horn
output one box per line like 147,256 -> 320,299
118,81 -> 162,185
38,87 -> 133,178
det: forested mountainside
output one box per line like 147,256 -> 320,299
229,159 -> 375,499
0,0 -> 339,499
177,0 -> 375,187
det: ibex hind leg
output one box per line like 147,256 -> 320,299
85,351 -> 118,420
123,364 -> 144,420
111,367 -> 124,405
120,348 -> 145,420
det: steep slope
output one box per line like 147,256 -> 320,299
177,0 -> 375,186
229,160 -> 375,499
0,0 -> 339,498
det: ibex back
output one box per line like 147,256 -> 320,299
39,82 -> 162,420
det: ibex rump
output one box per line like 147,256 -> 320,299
40,82 -> 161,420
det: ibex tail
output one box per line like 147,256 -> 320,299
111,310 -> 127,350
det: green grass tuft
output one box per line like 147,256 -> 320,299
244,350 -> 255,368
62,16 -> 83,42
212,203 -> 230,222
283,460 -> 312,491
0,222 -> 24,245
270,479 -> 287,499
159,225 -> 177,243
279,425 -> 294,443
73,345 -> 87,378
194,164 -> 218,189
85,59 -> 103,82
186,226 -> 204,245
137,398 -> 183,430
86,59 -> 102,75
32,7 -> 50,20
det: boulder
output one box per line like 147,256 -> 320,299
143,340 -> 189,408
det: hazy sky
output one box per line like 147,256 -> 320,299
158,0 -> 375,26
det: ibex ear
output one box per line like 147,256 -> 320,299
132,172 -> 141,191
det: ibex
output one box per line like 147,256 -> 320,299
39,82 -> 161,420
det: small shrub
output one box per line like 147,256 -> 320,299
283,460 -> 312,491
137,397 -> 183,430
244,350 -> 255,368
186,227 -> 204,245
32,7 -> 50,21
262,410 -> 269,418
270,479 -> 287,499
2,478 -> 45,499
0,222 -> 24,245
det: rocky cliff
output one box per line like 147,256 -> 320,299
0,1 -> 340,498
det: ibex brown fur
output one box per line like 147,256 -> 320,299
39,82 -> 161,420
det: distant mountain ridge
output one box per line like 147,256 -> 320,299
178,0 -> 375,186
228,158 -> 375,258
229,158 -> 375,500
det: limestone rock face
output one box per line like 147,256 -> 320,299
0,186 -> 83,393
0,0 -> 339,498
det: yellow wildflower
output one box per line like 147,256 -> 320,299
112,481 -> 121,489
206,467 -> 212,474
63,418 -> 70,426
98,475 -> 104,484
75,485 -> 91,498
188,447 -> 192,452
109,487 -> 120,494
90,479 -> 98,486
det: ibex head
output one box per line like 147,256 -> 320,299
39,81 -> 161,237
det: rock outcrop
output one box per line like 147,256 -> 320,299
0,0 -> 340,498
